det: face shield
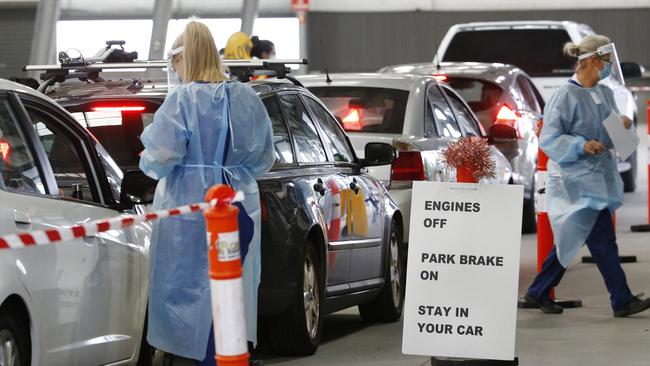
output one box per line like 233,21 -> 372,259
578,43 -> 624,85
167,46 -> 184,88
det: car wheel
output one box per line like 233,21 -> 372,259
136,310 -> 155,366
522,198 -> 537,234
0,311 -> 30,366
263,243 -> 322,355
621,150 -> 637,193
358,221 -> 405,322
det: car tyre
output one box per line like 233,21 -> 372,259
136,310 -> 156,366
358,221 -> 405,322
263,242 -> 322,356
0,310 -> 30,366
621,150 -> 637,193
522,198 -> 537,234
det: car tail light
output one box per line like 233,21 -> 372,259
391,151 -> 426,181
432,74 -> 448,82
341,108 -> 362,131
495,105 -> 521,138
91,105 -> 146,112
0,139 -> 10,161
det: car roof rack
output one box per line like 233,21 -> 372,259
24,59 -> 309,92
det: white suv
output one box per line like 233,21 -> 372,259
435,21 -> 639,191
0,79 -> 153,365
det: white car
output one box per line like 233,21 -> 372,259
298,73 -> 513,240
435,20 -> 639,191
0,78 -> 153,365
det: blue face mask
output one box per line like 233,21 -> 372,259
599,61 -> 612,80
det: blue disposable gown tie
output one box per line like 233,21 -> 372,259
540,82 -> 624,267
139,81 -> 274,360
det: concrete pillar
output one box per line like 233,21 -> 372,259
297,11 -> 308,74
146,0 -> 173,78
240,0 -> 259,36
28,0 -> 61,78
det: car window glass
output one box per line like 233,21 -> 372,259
262,96 -> 294,165
309,87 -> 408,134
26,107 -> 97,203
95,142 -> 122,202
70,110 -> 153,170
279,94 -> 328,164
443,89 -> 482,137
425,84 -> 462,138
0,99 -> 46,194
443,29 -> 574,77
304,97 -> 354,163
516,76 -> 539,113
446,78 -> 503,113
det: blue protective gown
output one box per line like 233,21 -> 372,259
139,81 -> 274,360
541,80 -> 624,267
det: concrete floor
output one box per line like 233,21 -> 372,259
260,124 -> 650,366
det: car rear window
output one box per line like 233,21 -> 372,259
445,78 -> 504,113
309,87 -> 408,134
71,109 -> 155,169
443,29 -> 575,77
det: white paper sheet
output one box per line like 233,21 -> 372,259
602,112 -> 639,161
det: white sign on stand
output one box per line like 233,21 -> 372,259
402,181 -> 523,361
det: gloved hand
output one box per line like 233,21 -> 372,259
584,140 -> 606,155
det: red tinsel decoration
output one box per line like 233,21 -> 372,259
441,136 -> 497,180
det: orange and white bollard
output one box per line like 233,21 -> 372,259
204,185 -> 249,366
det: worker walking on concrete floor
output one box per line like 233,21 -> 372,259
524,34 -> 650,317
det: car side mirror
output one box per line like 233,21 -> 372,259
620,62 -> 644,79
488,124 -> 518,144
361,142 -> 396,166
120,169 -> 157,207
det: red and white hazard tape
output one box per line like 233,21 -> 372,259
0,192 -> 244,250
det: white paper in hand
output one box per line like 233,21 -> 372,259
602,112 -> 639,161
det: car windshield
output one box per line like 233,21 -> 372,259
443,29 -> 575,77
445,78 -> 504,113
71,108 -> 156,170
309,87 -> 408,134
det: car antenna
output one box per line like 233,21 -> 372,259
433,27 -> 442,72
320,35 -> 333,83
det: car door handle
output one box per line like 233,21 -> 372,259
313,178 -> 327,196
349,178 -> 360,195
12,210 -> 32,228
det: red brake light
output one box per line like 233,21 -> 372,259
432,74 -> 448,82
341,109 -> 362,131
0,139 -> 10,161
495,105 -> 522,139
391,151 -> 426,181
91,105 -> 146,112
496,105 -> 518,121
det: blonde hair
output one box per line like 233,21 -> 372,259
172,21 -> 228,83
563,34 -> 611,58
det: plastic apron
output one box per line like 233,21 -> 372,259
140,82 -> 274,360
541,80 -> 624,267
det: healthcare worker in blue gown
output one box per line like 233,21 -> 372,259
524,35 -> 650,317
139,21 -> 274,364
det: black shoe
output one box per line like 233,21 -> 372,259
524,293 -> 564,314
614,296 -> 650,317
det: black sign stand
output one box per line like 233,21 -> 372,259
431,357 -> 519,365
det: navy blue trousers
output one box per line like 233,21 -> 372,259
527,209 -> 634,311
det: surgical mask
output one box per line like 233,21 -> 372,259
599,61 -> 612,81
